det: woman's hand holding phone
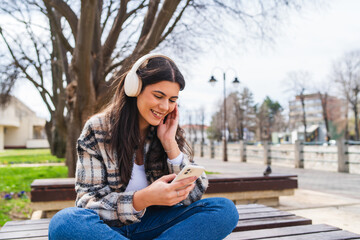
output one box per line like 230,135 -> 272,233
133,173 -> 196,211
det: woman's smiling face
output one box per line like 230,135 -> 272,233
137,81 -> 180,129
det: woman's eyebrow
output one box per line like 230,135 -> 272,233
153,90 -> 178,98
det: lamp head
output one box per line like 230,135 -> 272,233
209,75 -> 217,87
233,77 -> 240,87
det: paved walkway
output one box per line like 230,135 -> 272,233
194,156 -> 360,234
0,163 -> 65,168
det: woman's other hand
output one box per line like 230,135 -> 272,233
133,174 -> 196,211
157,104 -> 180,158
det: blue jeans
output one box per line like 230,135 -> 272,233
49,197 -> 238,240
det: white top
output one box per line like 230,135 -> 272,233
125,152 -> 184,192
125,163 -> 148,192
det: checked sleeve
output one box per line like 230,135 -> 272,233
75,116 -> 145,227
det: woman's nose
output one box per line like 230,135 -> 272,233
159,99 -> 169,111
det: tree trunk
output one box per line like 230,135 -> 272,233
345,100 -> 349,139
268,116 -> 272,141
52,117 -> 67,158
66,116 -> 81,177
45,121 -> 53,154
44,2 -> 68,158
354,105 -> 359,140
300,93 -> 307,142
240,121 -> 244,140
66,0 -> 98,177
320,92 -> 330,141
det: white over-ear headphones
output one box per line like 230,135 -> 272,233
124,53 -> 169,97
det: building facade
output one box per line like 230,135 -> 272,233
288,93 -> 345,142
0,96 -> 49,150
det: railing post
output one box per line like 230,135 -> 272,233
337,139 -> 349,173
239,140 -> 246,162
200,140 -> 204,157
210,141 -> 215,159
263,142 -> 271,165
294,140 -> 304,168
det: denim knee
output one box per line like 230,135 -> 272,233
202,197 -> 239,230
49,207 -> 92,240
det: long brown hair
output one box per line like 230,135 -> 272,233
107,56 -> 192,184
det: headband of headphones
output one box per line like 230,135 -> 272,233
124,53 -> 170,97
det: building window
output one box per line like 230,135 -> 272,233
33,126 -> 46,139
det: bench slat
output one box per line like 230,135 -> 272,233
226,224 -> 338,239
234,216 -> 312,232
0,223 -> 49,233
238,210 -> 293,220
3,219 -> 51,227
12,238 -> 48,240
237,207 -> 281,214
0,230 -> 48,240
263,230 -> 360,240
236,204 -> 266,209
206,179 -> 298,193
31,188 -> 76,202
208,175 -> 298,182
31,178 -> 75,188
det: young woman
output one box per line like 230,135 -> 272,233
49,54 -> 239,240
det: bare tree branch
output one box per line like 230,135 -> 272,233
0,62 -> 18,106
102,0 -> 146,66
137,0 -> 160,47
43,0 -> 78,39
0,27 -> 54,114
101,0 -> 116,35
44,1 -> 74,53
105,58 -> 125,76
137,0 -> 182,53
158,0 -> 191,44
102,0 -> 129,66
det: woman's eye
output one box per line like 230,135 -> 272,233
154,95 -> 162,99
169,99 -> 176,103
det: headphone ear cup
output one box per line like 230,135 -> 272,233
124,69 -> 142,97
124,53 -> 170,97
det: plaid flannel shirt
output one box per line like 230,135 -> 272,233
75,113 -> 208,227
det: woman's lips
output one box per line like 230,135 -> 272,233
151,109 -> 164,119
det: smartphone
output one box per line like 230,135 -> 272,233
172,165 -> 205,186
163,114 -> 168,124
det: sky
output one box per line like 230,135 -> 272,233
11,0 -> 360,125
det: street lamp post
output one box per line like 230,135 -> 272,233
209,70 -> 240,162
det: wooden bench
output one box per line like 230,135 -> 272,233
29,174 -> 297,218
204,175 -> 297,206
1,204 -> 359,240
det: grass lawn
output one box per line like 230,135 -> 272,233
0,166 -> 68,227
0,149 -> 65,164
0,166 -> 68,193
0,198 -> 31,227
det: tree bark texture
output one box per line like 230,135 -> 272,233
65,0 -> 98,177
